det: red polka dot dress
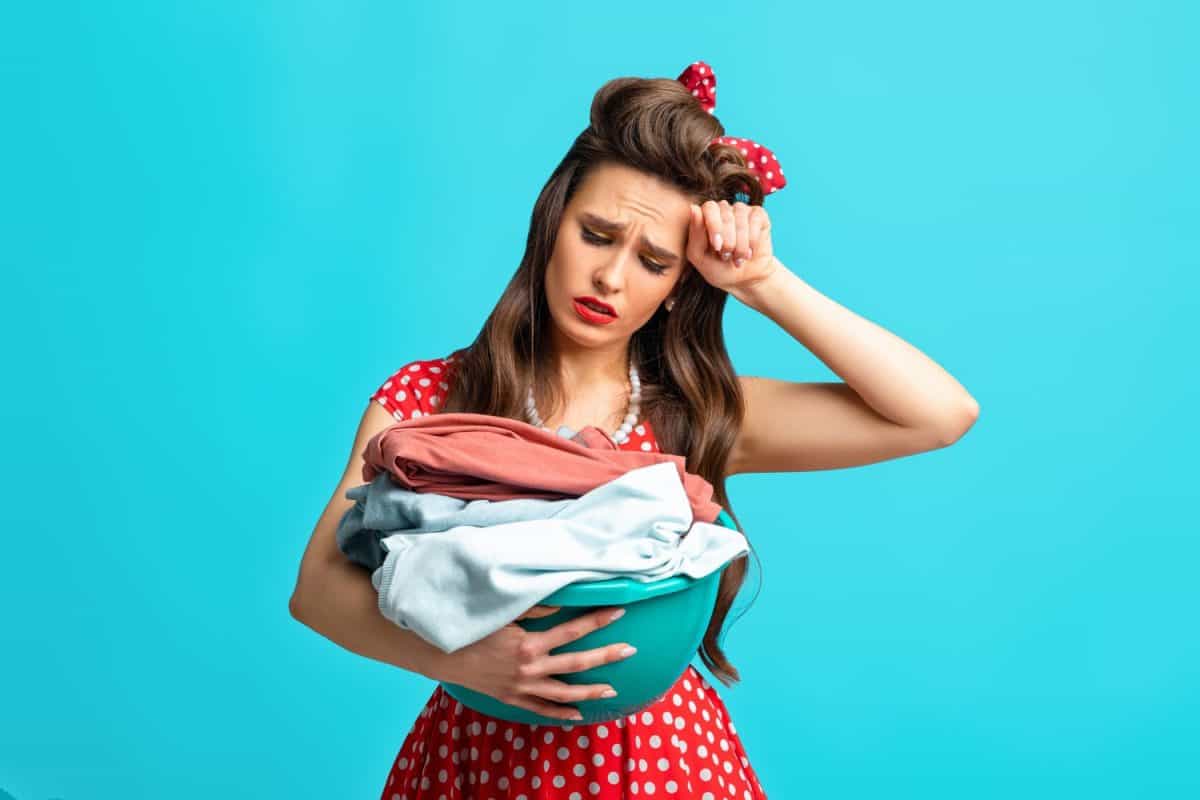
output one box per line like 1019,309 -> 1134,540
369,350 -> 769,800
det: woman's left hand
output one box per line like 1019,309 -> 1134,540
686,199 -> 779,294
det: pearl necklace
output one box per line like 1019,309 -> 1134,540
524,363 -> 641,445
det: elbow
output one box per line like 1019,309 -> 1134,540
289,587 -> 310,622
938,399 -> 980,446
290,558 -> 346,625
288,591 -> 304,620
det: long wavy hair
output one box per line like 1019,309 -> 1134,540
437,72 -> 766,687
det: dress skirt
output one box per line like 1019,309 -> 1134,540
377,664 -> 768,799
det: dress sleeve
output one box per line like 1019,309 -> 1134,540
369,357 -> 454,420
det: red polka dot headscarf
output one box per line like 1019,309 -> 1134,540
677,60 -> 787,198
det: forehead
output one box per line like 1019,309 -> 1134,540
570,162 -> 692,224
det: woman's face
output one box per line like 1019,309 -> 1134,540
544,161 -> 692,349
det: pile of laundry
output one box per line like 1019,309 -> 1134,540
335,412 -> 749,654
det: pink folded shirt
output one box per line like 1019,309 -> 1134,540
361,412 -> 722,523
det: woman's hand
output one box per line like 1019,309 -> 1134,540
686,199 -> 779,294
432,603 -> 638,722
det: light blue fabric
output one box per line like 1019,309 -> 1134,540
369,461 -> 749,654
336,472 -> 580,571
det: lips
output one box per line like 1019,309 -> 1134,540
573,298 -> 618,325
574,296 -> 616,317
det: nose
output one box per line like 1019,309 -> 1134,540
591,245 -> 635,296
591,269 -> 617,296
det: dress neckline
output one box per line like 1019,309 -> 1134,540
440,352 -> 654,444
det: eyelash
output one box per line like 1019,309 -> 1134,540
581,228 -> 669,274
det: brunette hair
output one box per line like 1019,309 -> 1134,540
437,73 -> 765,687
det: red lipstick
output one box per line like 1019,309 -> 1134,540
573,296 -> 618,325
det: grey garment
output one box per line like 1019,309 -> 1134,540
336,472 -> 580,570
369,461 -> 749,654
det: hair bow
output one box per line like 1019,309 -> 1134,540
676,60 -> 787,198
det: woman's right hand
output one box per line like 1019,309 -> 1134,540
432,604 -> 637,721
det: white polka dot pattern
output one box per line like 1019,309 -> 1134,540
676,59 -> 787,197
370,351 -> 661,453
377,666 -> 767,799
370,354 -> 753,798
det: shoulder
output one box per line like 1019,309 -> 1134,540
369,348 -> 465,421
618,419 -> 661,453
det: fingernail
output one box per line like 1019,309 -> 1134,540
601,688 -> 618,698
570,712 -> 584,720
713,234 -> 723,251
735,258 -> 745,267
721,251 -> 732,260
608,608 -> 625,622
620,645 -> 637,657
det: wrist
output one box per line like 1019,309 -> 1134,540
730,257 -> 789,308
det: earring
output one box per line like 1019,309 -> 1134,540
665,297 -> 675,312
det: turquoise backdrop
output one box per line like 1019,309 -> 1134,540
2,1 -> 1196,798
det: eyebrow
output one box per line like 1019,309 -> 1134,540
578,212 -> 681,264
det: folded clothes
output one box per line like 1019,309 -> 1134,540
338,413 -> 658,570
360,411 -> 722,524
337,474 -> 581,571
369,461 -> 749,653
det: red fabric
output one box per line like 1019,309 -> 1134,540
677,59 -> 787,198
379,669 -> 768,800
360,411 -> 721,525
370,349 -> 660,455
369,351 -> 768,799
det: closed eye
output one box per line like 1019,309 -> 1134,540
581,227 -> 669,274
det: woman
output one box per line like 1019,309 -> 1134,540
290,60 -> 979,799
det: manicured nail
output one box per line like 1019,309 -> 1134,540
601,688 -> 618,698
713,233 -> 723,251
721,250 -> 732,260
620,645 -> 637,657
569,712 -> 584,720
608,608 -> 625,622
734,258 -> 745,267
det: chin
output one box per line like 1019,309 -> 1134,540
553,303 -> 617,343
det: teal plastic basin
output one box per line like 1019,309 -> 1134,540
439,507 -> 737,725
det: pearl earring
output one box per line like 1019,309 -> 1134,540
665,298 -> 675,312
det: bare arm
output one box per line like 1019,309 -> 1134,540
288,401 -> 448,681
727,262 -> 979,452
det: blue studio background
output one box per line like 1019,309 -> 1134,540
2,2 -> 1196,798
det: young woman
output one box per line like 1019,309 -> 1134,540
290,61 -> 978,800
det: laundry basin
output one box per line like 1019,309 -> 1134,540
438,507 -> 738,725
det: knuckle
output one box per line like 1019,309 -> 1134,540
516,640 -> 540,662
